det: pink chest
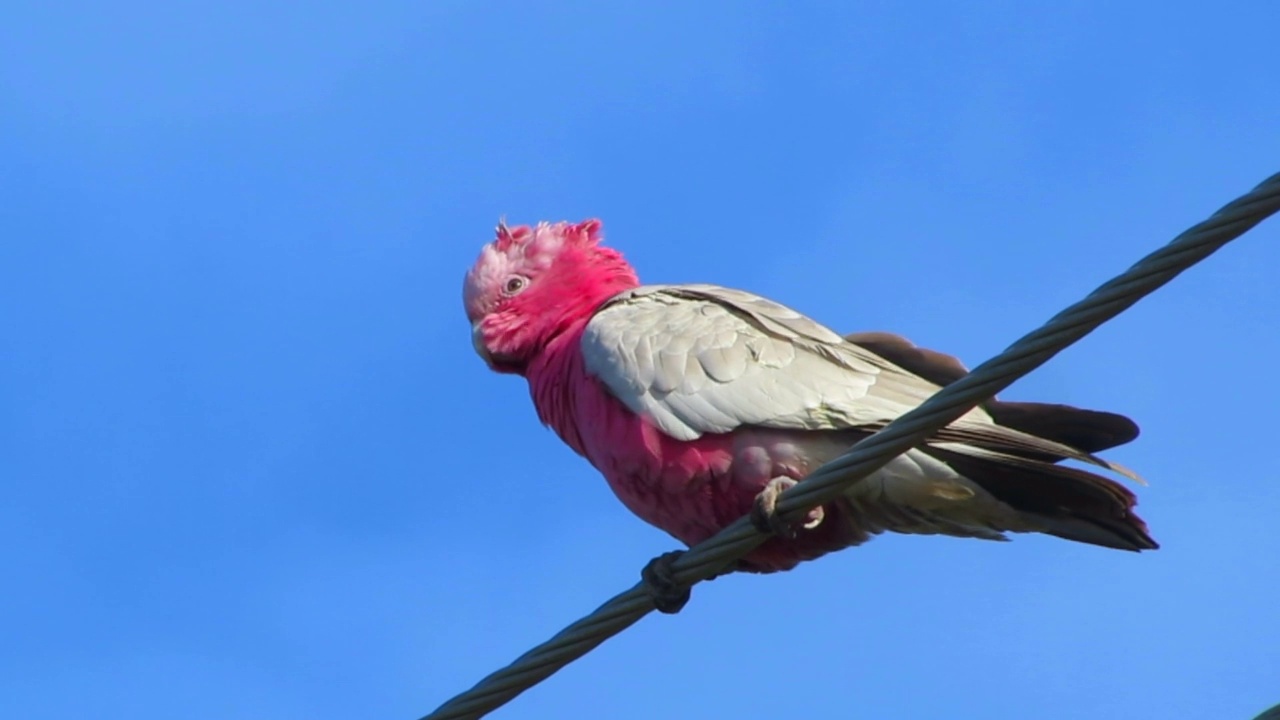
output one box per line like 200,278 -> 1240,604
571,381 -> 858,571
526,331 -> 855,571
575,375 -> 751,544
528,332 -> 763,545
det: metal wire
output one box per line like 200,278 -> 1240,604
422,172 -> 1280,720
1253,702 -> 1280,720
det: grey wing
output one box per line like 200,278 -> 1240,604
580,284 -> 957,441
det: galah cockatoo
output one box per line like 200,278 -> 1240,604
464,219 -> 1156,612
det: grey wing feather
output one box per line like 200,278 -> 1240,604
581,285 -> 976,441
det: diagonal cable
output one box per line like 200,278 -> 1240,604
423,171 -> 1280,720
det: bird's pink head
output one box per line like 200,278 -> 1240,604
463,218 -> 639,375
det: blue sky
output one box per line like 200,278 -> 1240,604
3,3 -> 1279,719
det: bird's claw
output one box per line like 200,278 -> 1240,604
750,476 -> 824,539
641,550 -> 692,614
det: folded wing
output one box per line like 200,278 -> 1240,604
582,284 -> 1156,552
581,284 -> 966,442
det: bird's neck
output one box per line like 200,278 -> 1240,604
524,319 -> 593,457
521,260 -> 639,456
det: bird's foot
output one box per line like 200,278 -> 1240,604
640,550 -> 691,614
750,476 -> 824,539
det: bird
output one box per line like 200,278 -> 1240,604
463,218 -> 1156,612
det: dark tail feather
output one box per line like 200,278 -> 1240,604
984,401 -> 1138,454
845,331 -> 1140,453
924,447 -> 1159,552
846,330 -> 1155,550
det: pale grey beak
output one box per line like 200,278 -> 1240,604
471,322 -> 493,365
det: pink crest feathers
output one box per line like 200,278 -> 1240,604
492,218 -> 603,259
463,217 -> 635,329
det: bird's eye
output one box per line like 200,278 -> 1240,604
503,276 -> 528,295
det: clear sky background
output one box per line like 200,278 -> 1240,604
3,3 -> 1279,719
